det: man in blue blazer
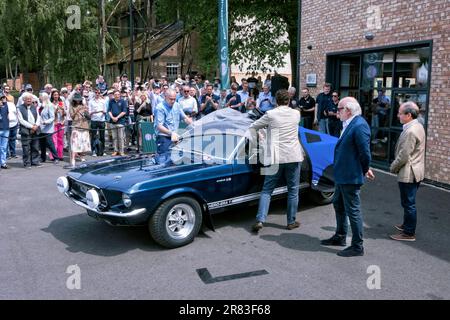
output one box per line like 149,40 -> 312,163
321,97 -> 375,257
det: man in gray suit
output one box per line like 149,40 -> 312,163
249,89 -> 304,232
390,102 -> 425,241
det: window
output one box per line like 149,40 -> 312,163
362,51 -> 394,90
395,47 -> 430,89
329,42 -> 431,168
166,63 -> 179,81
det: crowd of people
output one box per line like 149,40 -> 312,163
0,71 -> 297,169
0,69 -> 427,251
0,71 -> 418,170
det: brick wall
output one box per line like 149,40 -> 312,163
299,0 -> 450,185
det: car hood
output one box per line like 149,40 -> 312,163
67,156 -> 206,192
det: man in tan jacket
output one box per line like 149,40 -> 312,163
390,102 -> 425,241
249,89 -> 304,232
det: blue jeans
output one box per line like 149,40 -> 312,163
256,162 -> 301,225
0,129 -> 10,165
319,118 -> 329,134
156,135 -> 173,164
333,184 -> 363,250
398,182 -> 420,236
7,125 -> 18,157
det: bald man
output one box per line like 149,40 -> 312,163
389,102 -> 425,242
321,97 -> 374,257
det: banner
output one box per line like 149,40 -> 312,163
218,0 -> 230,90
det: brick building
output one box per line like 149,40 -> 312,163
298,0 -> 450,187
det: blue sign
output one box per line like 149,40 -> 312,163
218,0 -> 230,90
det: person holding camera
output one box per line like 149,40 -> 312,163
226,84 -> 243,112
256,85 -> 274,113
69,92 -> 91,167
200,84 -> 219,117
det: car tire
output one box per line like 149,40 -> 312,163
310,190 -> 335,205
149,196 -> 203,248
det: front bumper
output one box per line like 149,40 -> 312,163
64,192 -> 148,225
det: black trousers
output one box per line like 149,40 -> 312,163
302,116 -> 314,130
39,133 -> 58,162
21,133 -> 40,166
90,121 -> 105,155
328,119 -> 342,138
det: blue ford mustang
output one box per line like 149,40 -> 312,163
57,109 -> 337,248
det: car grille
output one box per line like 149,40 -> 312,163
68,178 -> 108,210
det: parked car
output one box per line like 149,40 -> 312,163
57,109 -> 337,248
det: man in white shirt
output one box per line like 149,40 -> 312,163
89,88 -> 107,156
178,85 -> 198,118
6,94 -> 18,159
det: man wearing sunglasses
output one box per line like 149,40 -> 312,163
321,97 -> 375,257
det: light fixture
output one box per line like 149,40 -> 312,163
365,32 -> 375,40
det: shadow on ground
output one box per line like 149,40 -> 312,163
42,213 -> 161,256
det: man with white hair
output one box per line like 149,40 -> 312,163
17,93 -> 42,168
321,97 -> 374,257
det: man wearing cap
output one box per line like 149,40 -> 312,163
0,91 -> 10,169
120,74 -> 131,91
17,93 -> 42,168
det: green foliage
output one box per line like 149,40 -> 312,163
154,0 -> 219,76
0,0 -> 121,87
154,0 -> 298,78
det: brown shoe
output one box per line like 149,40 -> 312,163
252,222 -> 263,232
111,152 -> 119,156
287,221 -> 301,230
394,224 -> 404,232
390,232 -> 416,242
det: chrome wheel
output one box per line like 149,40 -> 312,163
165,203 -> 196,240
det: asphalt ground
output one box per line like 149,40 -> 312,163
0,154 -> 449,300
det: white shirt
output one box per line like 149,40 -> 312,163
340,115 -> 357,137
7,102 -> 18,128
402,119 -> 418,132
89,98 -> 107,122
178,96 -> 198,114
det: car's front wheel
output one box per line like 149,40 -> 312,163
310,190 -> 335,205
148,196 -> 202,248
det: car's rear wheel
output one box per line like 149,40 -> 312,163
149,196 -> 202,248
310,190 -> 335,205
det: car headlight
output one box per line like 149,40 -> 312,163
86,189 -> 100,209
56,176 -> 69,194
122,194 -> 132,208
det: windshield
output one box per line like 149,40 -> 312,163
173,134 -> 244,160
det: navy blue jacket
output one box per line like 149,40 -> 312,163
0,102 -> 9,130
333,116 -> 371,185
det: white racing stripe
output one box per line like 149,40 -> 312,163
207,183 -> 309,210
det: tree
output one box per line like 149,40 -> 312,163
0,0 -> 121,88
153,0 -> 299,83
230,0 -> 298,84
